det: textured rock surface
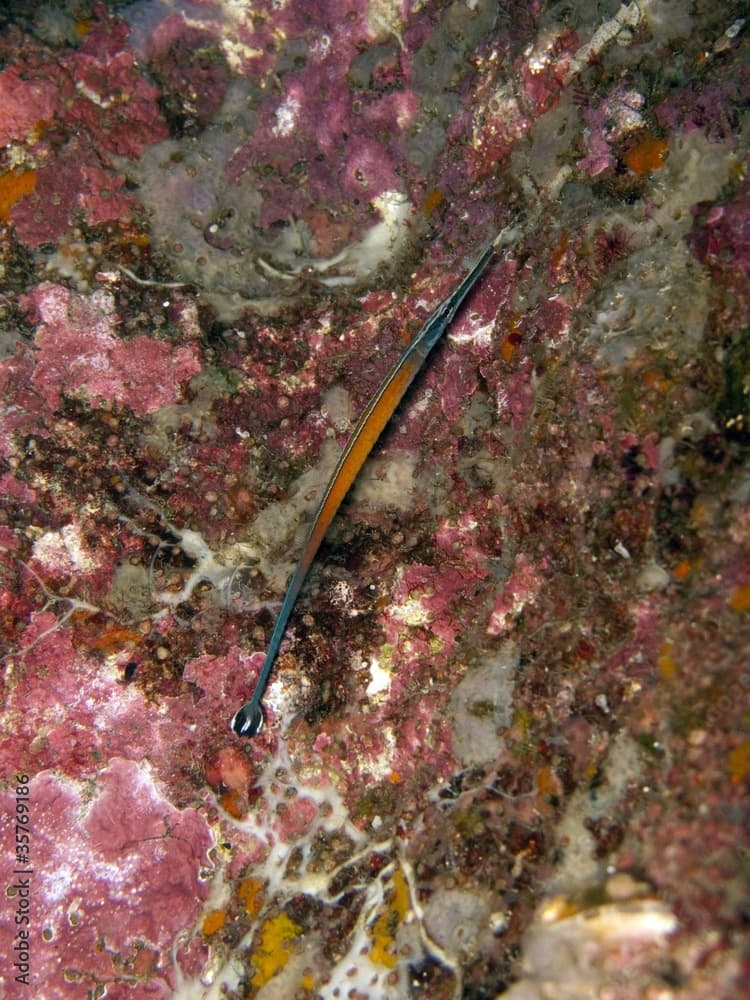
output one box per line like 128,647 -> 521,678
0,1 -> 748,997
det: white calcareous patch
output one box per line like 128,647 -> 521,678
502,889 -> 677,1000
32,523 -> 102,576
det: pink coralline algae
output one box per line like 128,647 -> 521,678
1,1 -> 750,998
27,284 -> 201,414
486,552 -> 547,636
688,182 -> 750,310
0,762 -> 211,997
0,67 -> 58,146
2,16 -> 166,246
576,82 -> 647,177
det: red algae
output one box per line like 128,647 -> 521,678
0,1 -> 749,997
0,763 -> 211,996
28,285 -> 201,414
0,66 -> 57,146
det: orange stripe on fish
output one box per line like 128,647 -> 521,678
232,239 -> 498,736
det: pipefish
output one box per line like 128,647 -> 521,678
231,238 -> 498,736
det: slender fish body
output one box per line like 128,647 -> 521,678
232,241 -> 496,736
